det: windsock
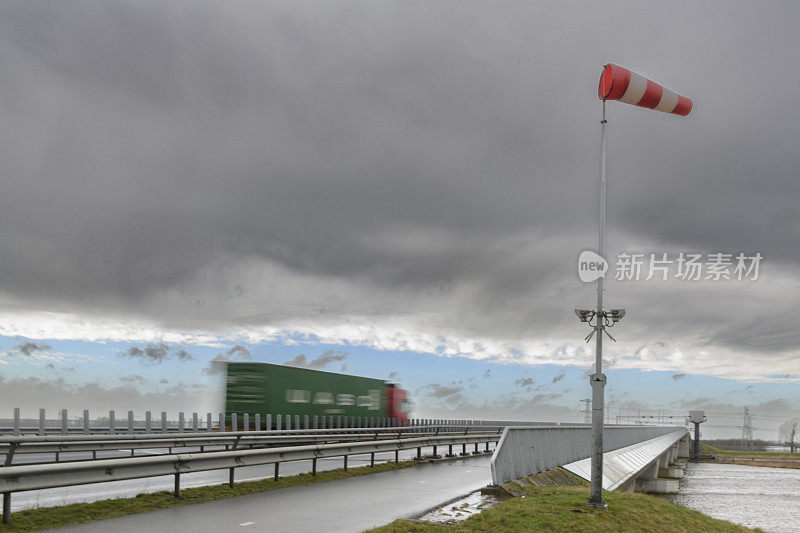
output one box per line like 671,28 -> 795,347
598,64 -> 692,116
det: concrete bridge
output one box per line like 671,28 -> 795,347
490,425 -> 690,494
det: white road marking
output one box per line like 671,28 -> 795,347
238,522 -> 256,527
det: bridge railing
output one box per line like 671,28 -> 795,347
490,425 -> 686,485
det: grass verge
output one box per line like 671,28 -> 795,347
0,460 -> 418,532
701,444 -> 800,459
369,485 -> 761,533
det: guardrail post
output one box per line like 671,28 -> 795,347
328,416 -> 333,429
303,415 -> 309,429
276,414 -> 281,431
219,413 -> 225,432
395,449 -> 399,463
229,466 -> 235,488
274,462 -> 280,481
357,416 -> 361,428
286,415 -> 291,430
312,415 -> 318,429
416,447 -> 422,460
2,492 -> 10,525
266,414 -> 272,431
13,407 -> 19,435
61,409 -> 68,435
312,457 -> 317,475
350,416 -> 355,428
84,410 -> 90,435
161,412 -> 167,433
178,412 -> 185,432
145,411 -> 152,433
231,413 -> 238,432
243,413 -> 249,431
128,411 -> 135,434
343,455 -> 348,471
174,473 -> 180,498
336,416 -> 341,429
294,415 -> 300,430
207,413 -> 212,431
192,413 -> 199,432
39,408 -> 46,436
109,410 -> 115,434
370,452 -> 375,467
255,414 -> 261,431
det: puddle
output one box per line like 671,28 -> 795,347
417,491 -> 501,523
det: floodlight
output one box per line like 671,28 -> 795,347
574,309 -> 593,322
609,309 -> 626,322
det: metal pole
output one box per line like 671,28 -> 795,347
693,422 -> 701,460
2,492 -> 10,525
588,100 -> 608,509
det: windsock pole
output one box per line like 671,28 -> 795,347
589,92 -> 609,510
585,64 -> 690,508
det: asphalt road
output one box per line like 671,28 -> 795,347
11,448 -> 431,511
49,455 -> 493,532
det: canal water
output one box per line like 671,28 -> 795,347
665,462 -> 800,532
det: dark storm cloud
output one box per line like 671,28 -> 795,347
120,343 -> 194,364
0,1 -> 799,379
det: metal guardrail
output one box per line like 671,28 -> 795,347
0,425 -> 499,457
0,430 -> 501,524
490,425 -> 686,485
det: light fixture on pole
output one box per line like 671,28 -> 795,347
577,64 -> 692,510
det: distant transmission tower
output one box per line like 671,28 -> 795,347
741,406 -> 754,451
581,399 -> 592,424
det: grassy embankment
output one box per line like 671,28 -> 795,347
0,461 -> 418,532
701,443 -> 799,459
371,485 -> 761,533
701,443 -> 800,469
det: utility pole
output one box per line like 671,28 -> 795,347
580,399 -> 592,425
741,407 -> 753,451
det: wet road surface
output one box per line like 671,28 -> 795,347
50,455 -> 492,532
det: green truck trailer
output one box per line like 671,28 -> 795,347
224,362 -> 410,427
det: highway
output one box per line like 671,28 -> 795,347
10,447 -> 421,511
10,445 -> 492,512
49,455 -> 493,532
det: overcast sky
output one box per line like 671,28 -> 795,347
1,1 -> 799,439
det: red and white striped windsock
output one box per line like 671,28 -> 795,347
598,64 -> 692,116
